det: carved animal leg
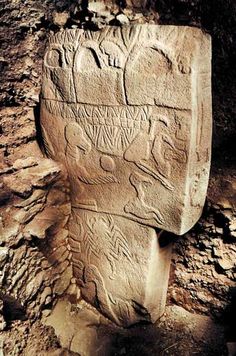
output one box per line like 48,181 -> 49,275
83,265 -> 120,325
124,200 -> 165,225
125,172 -> 165,224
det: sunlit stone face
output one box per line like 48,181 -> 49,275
40,25 -> 212,326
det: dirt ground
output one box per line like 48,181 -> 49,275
0,299 -> 228,355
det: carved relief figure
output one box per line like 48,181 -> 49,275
69,211 -> 137,324
124,171 -> 165,225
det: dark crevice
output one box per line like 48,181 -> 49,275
34,103 -> 47,156
159,230 -> 176,248
0,293 -> 27,325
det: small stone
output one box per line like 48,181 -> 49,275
3,176 -> 33,197
24,207 -> 59,239
212,204 -> 220,210
13,157 -> 38,171
0,223 -> 19,243
66,283 -> 77,298
31,70 -> 38,78
14,189 -> 46,208
45,296 -> 52,305
53,265 -> 72,295
116,14 -> 129,24
52,11 -> 69,27
230,230 -> 236,238
0,247 -> 8,265
203,222 -> 214,230
229,219 -> 236,232
218,256 -> 234,271
218,198 -> 233,210
40,287 -> 52,305
0,315 -> 6,331
14,202 -> 44,224
88,1 -> 106,13
202,240 -> 211,249
135,16 -> 147,24
25,271 -> 44,300
213,247 -> 222,258
76,288 -> 81,301
25,90 -> 39,103
10,263 -> 28,287
133,12 -> 143,19
110,7 -> 119,16
41,259 -> 50,269
23,70 -> 30,77
215,227 -> 223,234
221,210 -> 233,220
123,8 -> 133,16
42,309 -> 51,318
203,256 -> 210,264
0,300 -> 6,332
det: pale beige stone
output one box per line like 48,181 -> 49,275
40,25 -> 212,326
0,247 -> 8,265
68,210 -> 172,326
24,207 -> 62,239
52,11 -> 69,27
3,158 -> 62,196
41,25 -> 212,235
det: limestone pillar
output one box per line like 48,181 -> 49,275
40,25 -> 212,326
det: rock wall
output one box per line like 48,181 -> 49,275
0,0 -> 236,348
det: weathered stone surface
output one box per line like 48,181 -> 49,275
0,247 -> 9,266
3,158 -> 62,198
40,25 -> 211,326
68,210 -> 172,326
25,207 -> 64,239
0,156 -> 74,322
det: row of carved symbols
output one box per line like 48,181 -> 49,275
84,214 -> 132,277
69,212 -> 132,277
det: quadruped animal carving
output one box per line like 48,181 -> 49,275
40,25 -> 212,326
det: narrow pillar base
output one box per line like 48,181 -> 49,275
68,210 -> 172,327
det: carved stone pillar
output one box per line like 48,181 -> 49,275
40,25 -> 212,327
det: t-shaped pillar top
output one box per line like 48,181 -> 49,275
41,25 -> 212,235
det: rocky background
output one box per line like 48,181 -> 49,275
0,0 -> 236,355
